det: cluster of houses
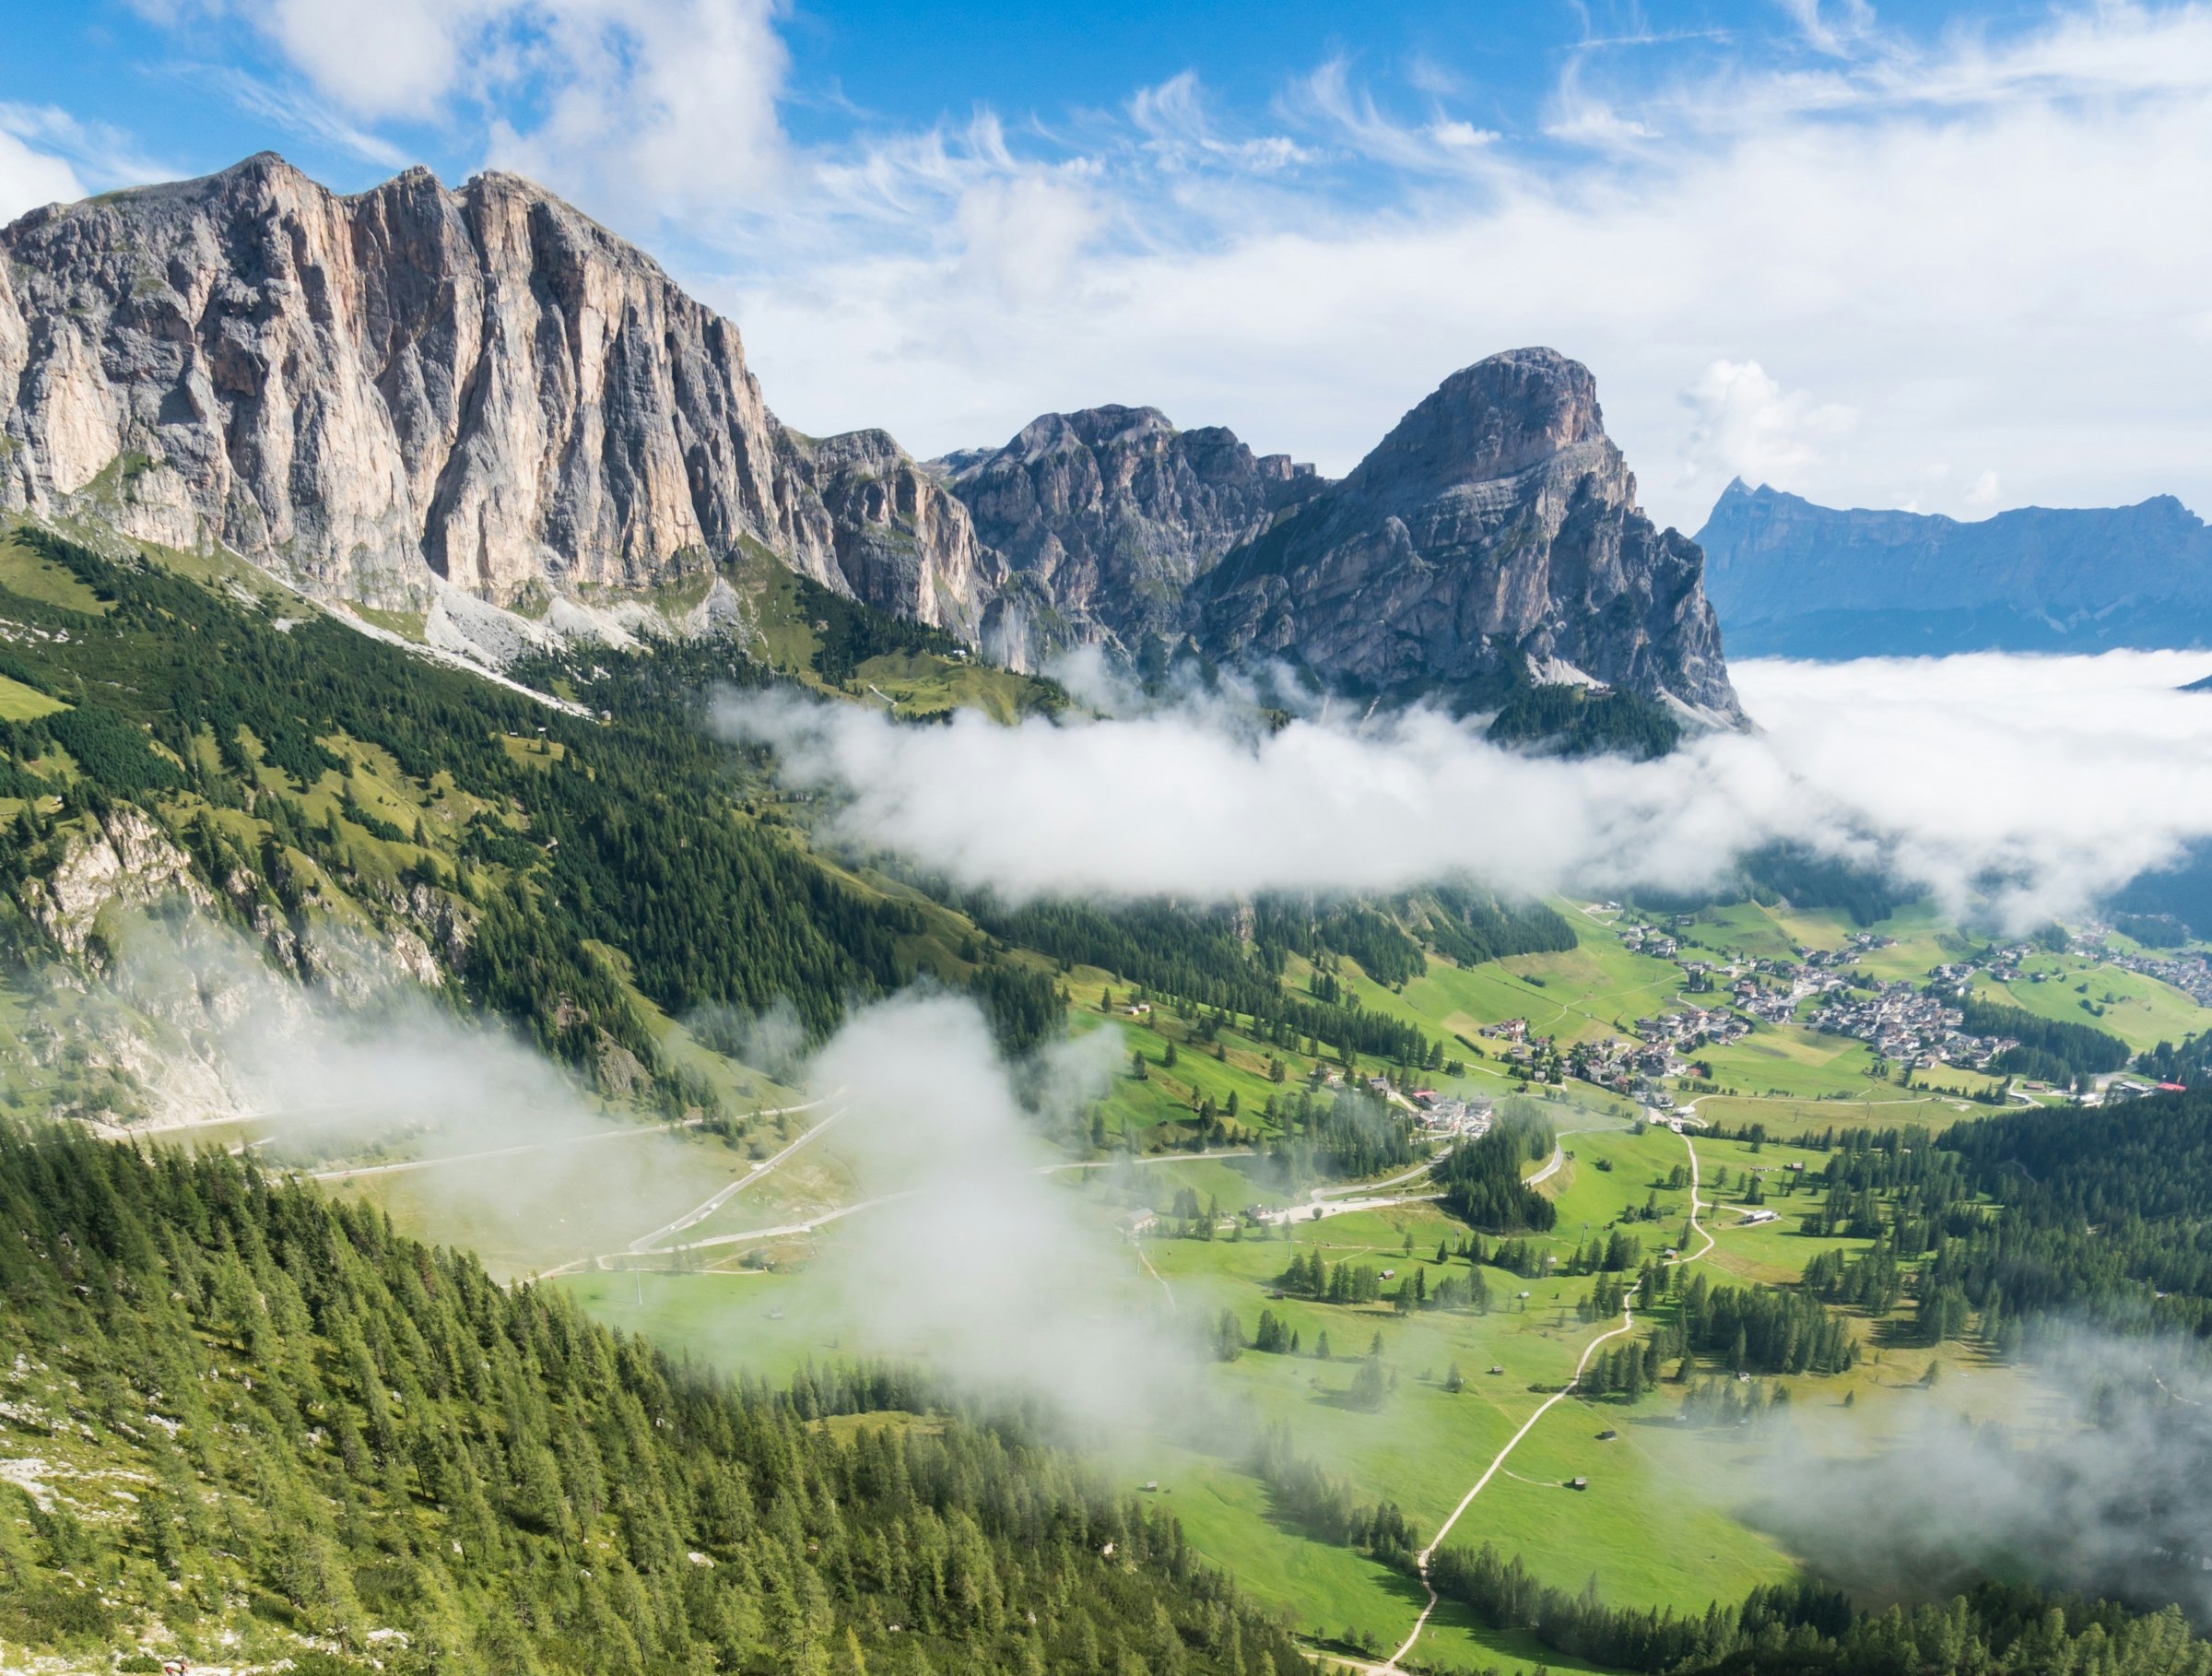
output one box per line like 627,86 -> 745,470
1618,921 -> 1683,960
1806,978 -> 2013,1069
1568,1034 -> 1684,1098
1551,1003 -> 1757,1100
1928,947 -> 2033,989
2106,946 -> 2212,1009
1477,1017 -> 1562,1073
1724,955 -> 1856,1022
1634,1007 -> 1751,1054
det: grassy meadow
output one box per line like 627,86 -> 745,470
527,1106 -> 2028,1671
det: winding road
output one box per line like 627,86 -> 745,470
1375,1121 -> 1708,1673
1257,1157 -> 1455,1227
308,1100 -> 827,1184
625,1105 -> 844,1252
1526,1141 -> 1567,1186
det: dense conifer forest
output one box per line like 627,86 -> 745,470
1431,1108 -> 1559,1232
0,1123 -> 1309,1673
1958,997 -> 2131,1086
1429,1544 -> 2211,1676
0,530 -> 921,1068
1930,1087 -> 2212,1338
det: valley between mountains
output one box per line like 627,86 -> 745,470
2,153 -> 2212,1676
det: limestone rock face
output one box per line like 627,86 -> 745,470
934,405 -> 1324,655
0,158 -> 1741,706
785,428 -> 1006,645
0,153 -> 991,631
20,807 -> 210,959
1189,348 -> 1742,720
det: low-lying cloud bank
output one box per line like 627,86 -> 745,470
85,913 -> 729,1272
1754,1332 -> 2212,1621
719,651 -> 2212,928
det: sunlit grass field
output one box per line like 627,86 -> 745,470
1975,957 -> 2212,1053
0,672 -> 65,720
534,1115 -> 1985,1670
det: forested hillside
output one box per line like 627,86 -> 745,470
0,1121 -> 1309,1673
0,522 -> 1097,1111
0,525 -> 928,1080
1934,1087 -> 2212,1337
0,520 -> 1579,1123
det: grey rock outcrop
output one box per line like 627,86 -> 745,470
933,405 -> 1324,654
782,427 -> 1004,643
1697,480 -> 2212,657
1188,348 -> 1741,720
0,157 -> 1742,703
0,153 -> 994,636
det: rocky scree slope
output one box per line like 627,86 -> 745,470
0,153 -> 1006,645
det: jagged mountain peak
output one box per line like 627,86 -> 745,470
1349,346 -> 1609,500
935,401 -> 1327,655
1188,348 -> 1743,723
989,403 -> 1179,466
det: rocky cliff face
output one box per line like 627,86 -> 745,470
934,405 -> 1324,654
1698,480 -> 2212,658
0,153 -> 994,636
1188,348 -> 1742,720
0,158 -> 1739,705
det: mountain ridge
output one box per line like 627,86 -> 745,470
931,401 -> 1326,656
1696,478 -> 2212,657
0,152 -> 1011,651
2,152 -> 1740,719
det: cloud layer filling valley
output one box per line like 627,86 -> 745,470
718,650 -> 2212,928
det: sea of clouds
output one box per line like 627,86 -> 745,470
718,649 -> 2212,930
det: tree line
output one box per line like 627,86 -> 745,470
1428,1542 -> 2210,1676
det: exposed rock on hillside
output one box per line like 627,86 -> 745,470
0,153 -> 993,636
935,405 -> 1324,654
784,427 -> 1005,643
0,157 -> 1742,708
1188,348 -> 1741,721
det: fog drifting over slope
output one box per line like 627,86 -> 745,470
806,994 -> 1191,1427
1755,1334 -> 2212,1621
719,650 -> 2212,928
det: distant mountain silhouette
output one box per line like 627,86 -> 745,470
1696,481 -> 2212,657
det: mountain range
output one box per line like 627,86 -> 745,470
1697,480 -> 2212,658
0,152 -> 1740,723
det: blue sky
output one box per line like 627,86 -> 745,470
4,1 -> 2209,529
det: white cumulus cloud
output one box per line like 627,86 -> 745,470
1682,358 -> 1857,491
0,129 -> 82,224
